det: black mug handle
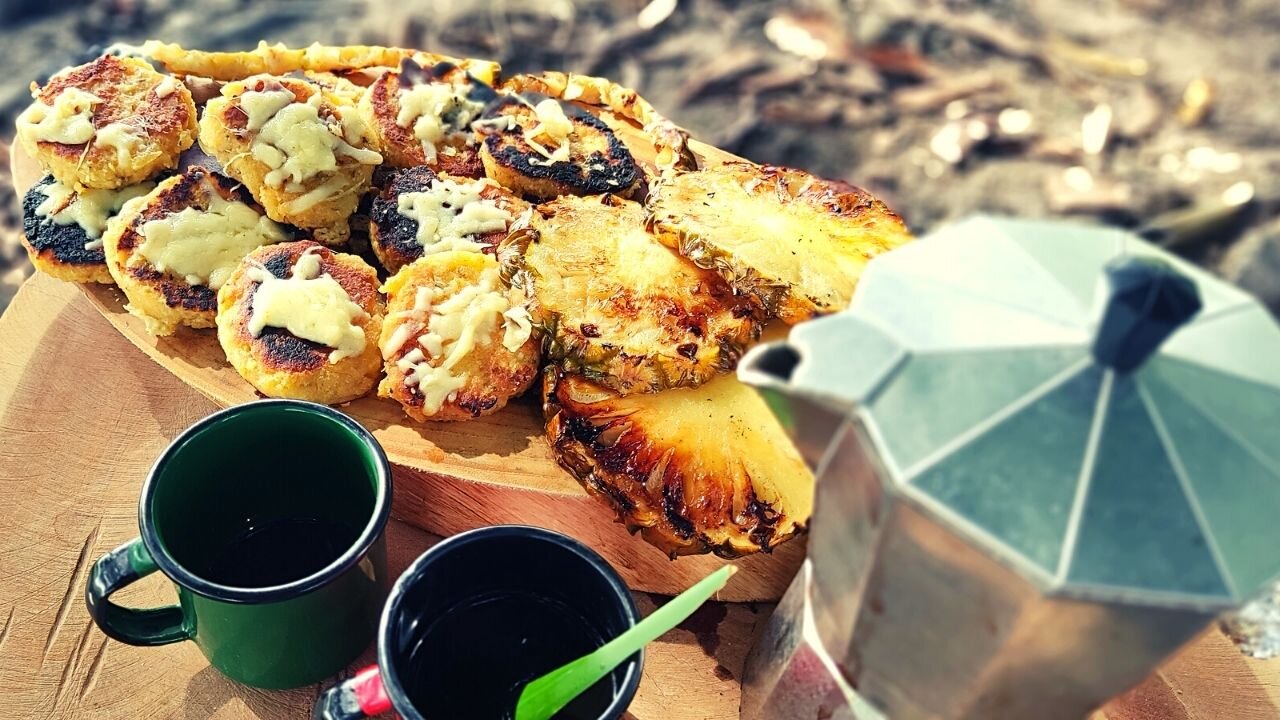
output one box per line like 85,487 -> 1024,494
85,538 -> 190,645
314,665 -> 392,719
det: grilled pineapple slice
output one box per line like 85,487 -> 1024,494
501,194 -> 761,394
545,368 -> 813,557
140,40 -> 500,85
647,162 -> 913,324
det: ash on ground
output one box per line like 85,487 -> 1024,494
1224,588 -> 1280,661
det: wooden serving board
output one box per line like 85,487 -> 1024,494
10,110 -> 805,602
1,274 -> 1276,720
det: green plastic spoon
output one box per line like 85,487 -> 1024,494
513,564 -> 738,720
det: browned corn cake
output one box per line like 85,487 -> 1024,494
378,251 -> 540,422
477,94 -> 639,201
16,55 -> 197,190
20,175 -> 149,284
360,60 -> 494,176
198,75 -> 381,245
104,166 -> 286,335
368,165 -> 529,274
217,240 -> 384,404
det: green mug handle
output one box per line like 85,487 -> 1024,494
85,538 -> 191,645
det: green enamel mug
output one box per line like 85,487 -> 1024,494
85,400 -> 392,689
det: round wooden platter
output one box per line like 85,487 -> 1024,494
9,108 -> 805,601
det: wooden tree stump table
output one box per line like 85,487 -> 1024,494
1,274 -> 1276,718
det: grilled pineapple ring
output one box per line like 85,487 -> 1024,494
502,194 -> 761,394
140,40 -> 500,85
545,368 -> 813,557
647,162 -> 914,324
477,95 -> 639,201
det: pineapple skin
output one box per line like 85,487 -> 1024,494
543,367 -> 814,558
647,162 -> 914,324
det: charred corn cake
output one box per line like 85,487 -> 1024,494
359,59 -> 497,176
368,166 -> 529,274
16,55 -> 197,190
476,94 -> 639,201
379,251 -> 539,422
217,241 -> 384,404
103,167 -> 288,335
21,175 -> 153,283
198,75 -> 383,245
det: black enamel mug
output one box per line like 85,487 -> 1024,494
314,525 -> 643,720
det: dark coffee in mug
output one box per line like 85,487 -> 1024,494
404,590 -> 614,720
86,400 -> 393,690
150,407 -> 378,589
314,526 -> 643,720
201,515 -> 363,588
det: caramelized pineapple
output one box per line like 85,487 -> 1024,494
501,194 -> 762,394
647,162 -> 913,324
140,41 -> 500,85
544,368 -> 814,557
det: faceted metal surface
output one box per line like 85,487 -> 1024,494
744,216 -> 1280,604
737,215 -> 1280,719
740,418 -> 1216,720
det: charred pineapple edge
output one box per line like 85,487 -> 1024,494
542,367 -> 807,559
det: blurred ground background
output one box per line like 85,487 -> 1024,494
2,0 -> 1279,315
1,0 -> 1278,655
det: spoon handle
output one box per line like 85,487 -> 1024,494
592,565 -> 736,668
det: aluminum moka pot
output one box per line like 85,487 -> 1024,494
738,216 -> 1280,720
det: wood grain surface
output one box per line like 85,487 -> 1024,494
2,261 -> 1277,720
9,115 -> 804,603
0,275 -> 766,719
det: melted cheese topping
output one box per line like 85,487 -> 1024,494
282,176 -> 353,214
137,193 -> 287,289
241,89 -> 295,131
395,178 -> 512,255
155,76 -> 179,98
95,123 -> 145,165
396,82 -> 485,164
246,248 -> 368,362
240,89 -> 382,189
36,180 -> 154,249
385,268 -> 532,414
16,87 -> 100,145
523,99 -> 573,164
